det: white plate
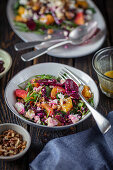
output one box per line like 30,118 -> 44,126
5,63 -> 99,129
7,0 -> 106,58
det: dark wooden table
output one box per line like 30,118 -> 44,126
0,0 -> 113,169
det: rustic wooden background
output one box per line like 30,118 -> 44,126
0,0 -> 113,169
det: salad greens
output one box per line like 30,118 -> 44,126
14,74 -> 94,127
13,0 -> 96,35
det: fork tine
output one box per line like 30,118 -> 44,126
61,71 -> 77,82
59,70 -> 80,86
58,73 -> 65,80
63,67 -> 85,85
60,69 -> 80,85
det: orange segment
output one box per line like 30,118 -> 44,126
41,103 -> 54,116
51,86 -> 65,99
60,97 -> 73,112
82,85 -> 92,99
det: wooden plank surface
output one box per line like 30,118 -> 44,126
0,0 -> 113,169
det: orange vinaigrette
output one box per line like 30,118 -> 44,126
101,70 -> 113,95
104,70 -> 113,78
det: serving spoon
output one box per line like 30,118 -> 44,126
20,20 -> 97,61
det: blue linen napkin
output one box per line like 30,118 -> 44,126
29,112 -> 113,170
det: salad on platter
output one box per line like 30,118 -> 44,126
13,0 -> 96,38
14,74 -> 94,127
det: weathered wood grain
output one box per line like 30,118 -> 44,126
0,0 -> 113,169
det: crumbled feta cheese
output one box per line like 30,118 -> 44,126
25,109 -> 35,120
33,86 -> 42,92
33,13 -> 39,20
57,93 -> 64,99
44,35 -> 52,40
40,0 -> 47,3
86,9 -> 93,15
46,117 -> 58,127
55,8 -> 64,19
34,116 -> 41,124
22,9 -> 33,19
63,31 -> 68,37
49,85 -> 54,88
19,0 -> 27,5
77,8 -> 84,13
85,15 -> 92,21
69,114 -> 80,124
49,99 -> 58,104
37,107 -> 41,111
69,0 -> 75,9
15,102 -> 25,114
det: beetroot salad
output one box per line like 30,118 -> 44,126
13,0 -> 96,36
14,74 -> 94,127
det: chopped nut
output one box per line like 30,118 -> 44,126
57,105 -> 61,111
0,129 -> 27,157
52,104 -> 57,110
47,29 -> 54,35
65,11 -> 74,20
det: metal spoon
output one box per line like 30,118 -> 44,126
15,20 -> 97,51
21,20 -> 97,62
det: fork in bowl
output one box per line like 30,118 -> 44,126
59,67 -> 111,134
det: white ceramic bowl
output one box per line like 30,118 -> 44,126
0,123 -> 31,161
0,49 -> 12,79
5,63 -> 99,130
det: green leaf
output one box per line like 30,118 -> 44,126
63,20 -> 77,27
13,0 -> 20,11
45,86 -> 51,97
36,74 -> 57,80
14,21 -> 27,28
60,111 -> 67,115
78,102 -> 83,108
87,7 -> 96,14
35,20 -> 59,29
25,82 -> 33,91
33,29 -> 45,35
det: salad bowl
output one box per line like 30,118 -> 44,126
5,63 -> 99,130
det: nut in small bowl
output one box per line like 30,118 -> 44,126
0,123 -> 31,161
0,49 -> 12,79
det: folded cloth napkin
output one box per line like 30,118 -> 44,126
30,111 -> 113,170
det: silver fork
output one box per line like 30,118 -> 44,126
59,67 -> 111,134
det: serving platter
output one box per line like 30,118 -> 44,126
5,63 -> 99,129
7,0 -> 106,58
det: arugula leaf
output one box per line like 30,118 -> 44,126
35,20 -> 59,29
60,111 -> 67,115
13,0 -> 20,11
78,102 -> 83,108
25,82 -> 33,91
25,92 -> 41,103
36,74 -> 58,80
45,86 -> 51,97
63,20 -> 77,27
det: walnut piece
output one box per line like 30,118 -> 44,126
0,129 -> 27,156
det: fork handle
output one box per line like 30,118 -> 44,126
79,92 -> 111,134
14,41 -> 44,51
14,39 -> 67,51
21,40 -> 71,62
